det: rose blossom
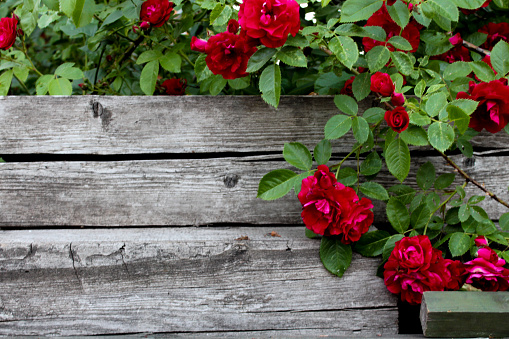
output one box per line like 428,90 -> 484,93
464,247 -> 509,291
391,92 -> 405,106
456,80 -> 509,133
370,72 -> 394,97
0,16 -> 18,51
238,0 -> 300,48
385,107 -> 409,133
140,0 -> 174,27
190,29 -> 258,79
362,5 -> 420,53
161,78 -> 187,95
340,76 -> 355,97
478,22 -> 509,50
298,165 -> 373,243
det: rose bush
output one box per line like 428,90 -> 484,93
1,0 -> 509,306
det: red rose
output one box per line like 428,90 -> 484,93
190,32 -> 258,79
362,5 -> 420,53
140,0 -> 174,27
456,80 -> 509,133
161,78 -> 187,95
227,19 -> 240,34
340,76 -> 355,97
436,259 -> 466,291
370,72 -> 394,97
384,107 -> 409,133
298,165 -> 373,243
464,247 -> 509,291
0,16 -> 18,51
238,0 -> 300,48
479,22 -> 509,50
391,92 -> 405,106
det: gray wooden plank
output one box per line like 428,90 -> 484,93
0,154 -> 507,227
0,227 -> 398,336
0,96 -> 506,154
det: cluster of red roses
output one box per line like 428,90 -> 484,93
0,15 -> 18,51
384,235 -> 509,304
298,165 -> 374,244
191,0 -> 300,79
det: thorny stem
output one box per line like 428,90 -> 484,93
438,150 -> 509,209
21,39 -> 43,77
13,74 -> 30,94
331,144 -> 363,178
462,40 -> 490,57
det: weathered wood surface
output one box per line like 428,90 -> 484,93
420,291 -> 509,337
0,154 -> 507,227
0,96 -> 507,155
0,227 -> 398,336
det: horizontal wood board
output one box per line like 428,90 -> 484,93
0,227 -> 398,336
0,154 -> 507,226
0,96 -> 508,154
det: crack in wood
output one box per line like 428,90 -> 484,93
68,243 -> 84,290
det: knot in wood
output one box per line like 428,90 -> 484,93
223,174 -> 239,188
463,157 -> 475,168
92,101 -> 104,118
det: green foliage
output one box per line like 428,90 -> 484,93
320,237 -> 352,277
283,142 -> 313,171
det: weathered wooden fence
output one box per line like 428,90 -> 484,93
0,96 -> 507,336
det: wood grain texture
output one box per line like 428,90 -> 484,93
0,95 -> 507,155
420,291 -> 509,338
0,154 -> 507,227
0,227 -> 398,336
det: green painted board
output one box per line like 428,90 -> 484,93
421,291 -> 509,337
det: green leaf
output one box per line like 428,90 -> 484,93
208,75 -> 227,95
449,99 -> 479,116
257,169 -> 298,200
451,0 -> 487,9
0,69 -> 14,96
259,64 -> 281,108
470,61 -> 496,82
320,237 -> 352,277
329,36 -> 358,69
449,232 -> 470,257
360,182 -> 389,201
428,122 -> 454,153
385,138 -> 411,183
366,45 -> 390,73
283,142 -> 313,171
417,161 -> 435,191
500,212 -> 509,231
425,92 -> 448,118
340,0 -> 384,22
363,107 -> 385,124
38,11 -> 61,28
140,60 -> 159,96
360,151 -> 382,176
411,204 -> 432,229
428,0 -> 459,22
194,55 -> 213,82
435,173 -> 456,190
491,40 -> 509,76
391,51 -> 413,76
334,94 -> 358,116
48,77 -> 72,95
459,204 -> 471,222
324,115 -> 352,139
35,74 -> 54,95
400,126 -> 429,146
305,229 -> 320,239
468,195 -> 485,205
386,197 -> 410,233
414,79 -> 426,98
65,0 -> 95,28
352,73 -> 371,101
160,52 -> 182,73
314,140 -> 332,166
136,50 -> 163,65
387,0 -> 410,28
443,61 -> 472,81
352,116 -> 369,144
100,10 -> 124,28
447,105 -> 470,135
354,230 -> 391,257
55,66 -> 83,80
228,76 -> 250,90
387,36 -> 412,51
277,47 -> 307,68
337,167 -> 357,186
382,234 -> 405,261
493,0 -> 509,8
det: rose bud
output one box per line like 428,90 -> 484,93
132,25 -> 139,33
190,36 -> 207,53
475,236 -> 488,247
391,92 -> 405,106
106,55 -> 113,62
0,16 -> 18,50
370,72 -> 395,97
139,21 -> 151,30
384,106 -> 410,133
16,28 -> 23,37
78,83 -> 84,89
449,33 -> 463,46
227,19 -> 240,34
140,0 -> 174,27
161,78 -> 187,95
